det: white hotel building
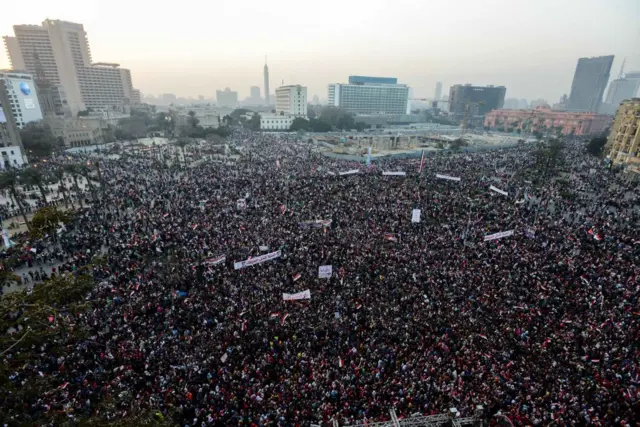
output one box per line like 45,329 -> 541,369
261,84 -> 307,130
328,76 -> 410,115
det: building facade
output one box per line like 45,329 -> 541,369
484,108 -> 612,136
0,79 -> 26,168
45,116 -> 104,147
605,99 -> 640,174
448,84 -> 506,122
275,85 -> 307,116
216,88 -> 238,107
567,55 -> 614,113
600,74 -> 640,115
260,115 -> 293,130
328,76 -> 410,115
434,82 -> 442,101
0,71 -> 44,128
3,19 -> 138,115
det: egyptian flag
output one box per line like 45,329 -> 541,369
383,233 -> 397,242
293,273 -> 301,282
281,313 -> 290,326
241,320 -> 247,332
280,204 -> 286,215
339,357 -> 344,368
270,312 -> 280,319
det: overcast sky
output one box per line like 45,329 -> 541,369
1,0 -> 639,102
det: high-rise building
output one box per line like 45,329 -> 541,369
530,99 -> 549,109
600,72 -> 640,115
434,82 -> 442,101
275,85 -> 307,116
0,79 -> 27,168
503,98 -> 519,110
448,84 -> 506,123
216,88 -> 238,107
0,71 -> 44,128
605,98 -> 640,175
3,19 -> 138,115
250,86 -> 260,100
264,59 -> 270,105
567,55 -> 614,113
328,76 -> 410,115
162,93 -> 177,104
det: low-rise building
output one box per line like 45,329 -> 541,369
605,98 -> 640,173
260,114 -> 293,130
46,116 -> 104,147
276,85 -> 307,117
484,108 -> 612,136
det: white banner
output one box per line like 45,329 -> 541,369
435,174 -> 461,182
339,169 -> 360,176
283,289 -> 311,301
489,185 -> 508,196
318,265 -> 333,279
484,230 -> 514,242
234,250 -> 281,270
382,171 -> 406,176
411,209 -> 421,223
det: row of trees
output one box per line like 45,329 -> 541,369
0,162 -> 103,231
288,107 -> 370,132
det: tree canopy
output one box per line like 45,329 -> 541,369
586,136 -> 607,157
20,121 -> 62,158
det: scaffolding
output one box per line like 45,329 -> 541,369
314,411 -> 480,427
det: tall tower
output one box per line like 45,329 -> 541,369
264,56 -> 270,106
434,81 -> 442,101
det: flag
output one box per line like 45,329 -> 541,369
418,150 -> 425,174
293,273 -> 301,282
241,320 -> 247,331
281,313 -> 290,326
478,334 -> 488,340
163,213 -> 169,218
594,234 -> 602,241
280,204 -> 286,215
383,233 -> 397,242
270,312 -> 280,319
192,224 -> 198,231
339,357 -> 344,368
276,159 -> 281,169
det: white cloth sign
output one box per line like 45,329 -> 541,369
234,250 -> 281,270
339,169 -> 360,176
382,171 -> 406,176
489,185 -> 508,196
484,230 -> 514,242
435,174 -> 461,182
411,209 -> 421,223
318,265 -> 333,279
283,289 -> 311,301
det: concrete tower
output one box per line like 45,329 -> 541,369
264,56 -> 270,106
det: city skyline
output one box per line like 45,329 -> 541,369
1,0 -> 639,103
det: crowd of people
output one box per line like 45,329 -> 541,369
1,130 -> 639,426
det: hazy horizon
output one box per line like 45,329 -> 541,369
1,0 -> 639,103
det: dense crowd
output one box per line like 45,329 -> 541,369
1,130 -> 639,426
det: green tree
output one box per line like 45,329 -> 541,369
307,106 -> 317,120
586,136 -> 607,157
290,117 -> 310,131
52,167 -> 73,209
20,167 -> 50,205
0,169 -> 30,230
19,121 -> 60,158
29,206 -> 72,241
249,113 -> 261,131
309,119 -> 332,132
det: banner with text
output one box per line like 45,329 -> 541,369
484,230 -> 514,242
435,174 -> 461,182
339,169 -> 360,176
298,220 -> 332,229
283,289 -> 311,301
234,250 -> 281,270
318,265 -> 333,279
489,185 -> 508,196
382,171 -> 406,176
411,209 -> 421,223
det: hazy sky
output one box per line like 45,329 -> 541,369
1,0 -> 639,102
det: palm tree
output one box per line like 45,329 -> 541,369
63,164 -> 83,208
0,169 -> 30,230
53,167 -> 73,210
20,167 -> 49,206
176,138 -> 190,166
78,165 -> 98,201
